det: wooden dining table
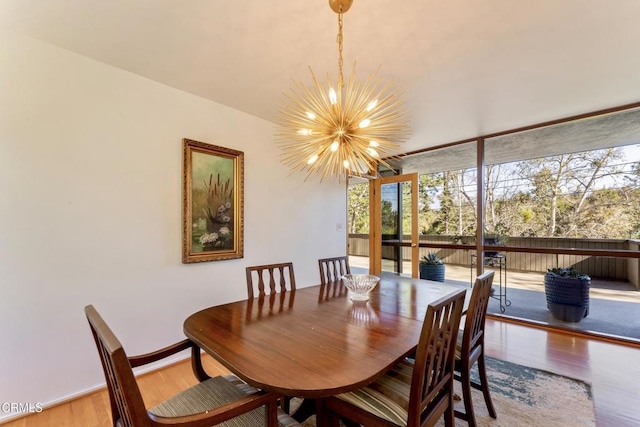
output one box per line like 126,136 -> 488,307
184,275 -> 469,400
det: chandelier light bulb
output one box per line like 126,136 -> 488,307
329,88 -> 338,105
366,99 -> 378,111
305,111 -> 316,120
358,118 -> 371,128
308,154 -> 319,164
330,140 -> 340,151
369,140 -> 379,147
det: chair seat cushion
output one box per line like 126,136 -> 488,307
149,375 -> 300,427
223,375 -> 301,427
334,358 -> 414,426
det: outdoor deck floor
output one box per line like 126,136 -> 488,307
350,256 -> 640,344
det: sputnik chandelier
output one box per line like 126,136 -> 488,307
275,0 -> 411,181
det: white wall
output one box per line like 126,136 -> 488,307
0,32 -> 346,420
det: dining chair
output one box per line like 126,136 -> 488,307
245,262 -> 296,415
318,288 -> 467,427
246,262 -> 296,299
318,256 -> 351,285
85,305 -> 300,427
454,271 -> 497,426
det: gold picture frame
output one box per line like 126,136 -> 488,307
182,138 -> 244,263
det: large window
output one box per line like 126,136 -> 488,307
401,142 -> 479,244
347,104 -> 640,343
485,107 -> 640,240
348,104 -> 640,281
481,145 -> 640,239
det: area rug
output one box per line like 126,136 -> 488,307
298,357 -> 595,426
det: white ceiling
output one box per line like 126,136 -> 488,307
2,0 -> 640,153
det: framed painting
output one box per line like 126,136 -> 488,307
182,138 -> 244,263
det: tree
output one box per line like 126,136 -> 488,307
347,182 -> 369,234
625,160 -> 640,238
347,145 -> 640,240
518,148 -> 628,237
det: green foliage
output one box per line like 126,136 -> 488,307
380,200 -> 397,235
519,205 -> 535,223
347,182 -> 370,233
546,267 -> 590,280
418,170 -> 476,236
420,252 -> 443,265
347,146 -> 640,240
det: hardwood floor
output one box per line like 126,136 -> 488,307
484,319 -> 640,427
0,356 -> 230,427
3,319 -> 639,426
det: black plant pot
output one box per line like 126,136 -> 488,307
419,264 -> 445,282
544,273 -> 591,322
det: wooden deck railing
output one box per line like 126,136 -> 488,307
348,234 -> 640,284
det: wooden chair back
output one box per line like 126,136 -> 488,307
245,262 -> 296,415
454,271 -> 497,424
85,305 -> 151,427
246,262 -> 296,299
462,271 -> 495,362
318,256 -> 351,285
407,288 -> 466,426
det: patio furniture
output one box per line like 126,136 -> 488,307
471,253 -> 511,312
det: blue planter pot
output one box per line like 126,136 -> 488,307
419,264 -> 445,282
544,273 -> 590,322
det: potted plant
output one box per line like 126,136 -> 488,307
419,252 -> 445,282
544,267 -> 591,322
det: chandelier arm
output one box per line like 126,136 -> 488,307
281,76 -> 340,133
302,69 -> 344,133
342,68 -> 368,116
364,91 -> 407,114
307,67 -> 333,111
364,102 -> 410,127
295,76 -> 329,114
281,72 -> 332,127
280,84 -> 323,117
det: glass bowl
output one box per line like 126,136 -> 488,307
341,274 -> 380,301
